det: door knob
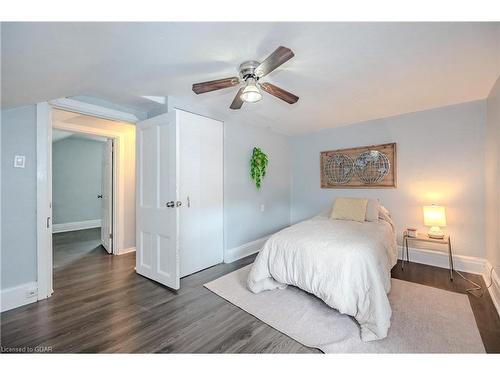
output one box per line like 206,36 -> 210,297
166,201 -> 175,208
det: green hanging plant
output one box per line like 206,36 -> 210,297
250,147 -> 268,190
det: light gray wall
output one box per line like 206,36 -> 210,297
224,123 -> 291,250
485,75 -> 500,268
290,100 -> 486,258
1,105 -> 38,289
52,137 -> 104,224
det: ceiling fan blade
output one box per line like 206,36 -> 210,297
255,46 -> 294,78
260,82 -> 299,104
229,87 -> 244,110
192,77 -> 240,94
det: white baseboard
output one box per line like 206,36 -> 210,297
52,219 -> 102,233
115,246 -> 136,255
484,261 -> 500,318
1,282 -> 38,312
224,235 -> 271,263
398,245 -> 486,274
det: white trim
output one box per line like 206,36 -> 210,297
484,261 -> 500,318
224,235 -> 271,264
52,219 -> 102,233
398,245 -> 486,274
49,98 -> 139,123
36,103 -> 53,300
1,282 -> 38,312
115,247 -> 136,255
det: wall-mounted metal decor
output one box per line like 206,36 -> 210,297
320,143 -> 396,188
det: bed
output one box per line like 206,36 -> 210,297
247,206 -> 397,342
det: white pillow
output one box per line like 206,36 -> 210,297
330,197 -> 368,222
365,199 -> 380,222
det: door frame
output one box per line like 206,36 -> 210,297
36,98 -> 138,300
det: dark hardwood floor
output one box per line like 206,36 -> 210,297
1,229 -> 499,353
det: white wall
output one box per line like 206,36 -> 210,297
52,137 -> 104,225
290,100 -> 486,258
1,105 -> 38,289
485,75 -> 500,268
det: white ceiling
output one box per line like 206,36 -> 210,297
2,22 -> 499,134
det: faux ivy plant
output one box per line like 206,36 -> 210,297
250,147 -> 269,190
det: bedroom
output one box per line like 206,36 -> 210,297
1,1 -> 500,373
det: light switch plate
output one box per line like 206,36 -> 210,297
14,155 -> 26,168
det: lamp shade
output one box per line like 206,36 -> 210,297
423,205 -> 447,227
240,78 -> 262,103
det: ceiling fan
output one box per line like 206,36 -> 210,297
192,46 -> 299,110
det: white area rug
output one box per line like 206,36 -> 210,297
204,265 -> 485,353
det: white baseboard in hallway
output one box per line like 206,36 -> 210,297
115,247 -> 136,255
1,282 -> 38,312
52,219 -> 102,233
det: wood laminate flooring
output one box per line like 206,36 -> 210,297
1,229 -> 499,353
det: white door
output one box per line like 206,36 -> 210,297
101,139 -> 113,253
136,113 -> 180,289
178,110 -> 224,277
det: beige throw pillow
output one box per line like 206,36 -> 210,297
330,197 -> 369,222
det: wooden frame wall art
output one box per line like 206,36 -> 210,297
320,143 -> 397,188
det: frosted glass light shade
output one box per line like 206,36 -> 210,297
240,79 -> 262,103
423,205 -> 447,227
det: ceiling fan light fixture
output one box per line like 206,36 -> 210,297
192,46 -> 298,109
240,79 -> 262,103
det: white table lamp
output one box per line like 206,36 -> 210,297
423,205 -> 447,239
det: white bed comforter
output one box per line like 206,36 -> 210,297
247,214 -> 397,342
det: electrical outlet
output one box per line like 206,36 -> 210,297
260,204 -> 265,212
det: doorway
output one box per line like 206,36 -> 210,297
37,101 -> 137,300
51,128 -> 113,272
